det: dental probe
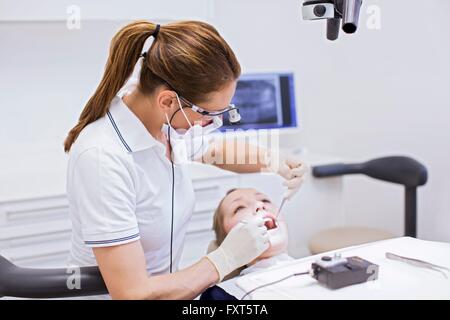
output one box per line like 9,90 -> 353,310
276,196 -> 287,219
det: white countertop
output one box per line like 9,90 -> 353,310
219,237 -> 450,299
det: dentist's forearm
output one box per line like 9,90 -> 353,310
204,138 -> 270,173
94,241 -> 219,300
144,257 -> 219,300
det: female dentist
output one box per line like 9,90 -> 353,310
64,20 -> 307,299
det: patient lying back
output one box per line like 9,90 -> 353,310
212,188 -> 293,279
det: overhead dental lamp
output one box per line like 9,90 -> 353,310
302,0 -> 363,40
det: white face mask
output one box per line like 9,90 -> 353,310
162,94 -> 223,163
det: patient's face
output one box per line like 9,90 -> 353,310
219,188 -> 288,260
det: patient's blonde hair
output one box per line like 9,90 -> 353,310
212,188 -> 238,246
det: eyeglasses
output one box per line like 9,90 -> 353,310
179,96 -> 241,123
155,75 -> 239,119
179,96 -> 236,117
156,75 -> 240,121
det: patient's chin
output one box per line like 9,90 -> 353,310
259,225 -> 288,259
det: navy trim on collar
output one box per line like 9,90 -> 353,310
107,110 -> 132,153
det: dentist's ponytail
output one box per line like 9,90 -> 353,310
64,19 -> 241,152
64,21 -> 157,152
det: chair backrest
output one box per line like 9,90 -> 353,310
362,157 -> 427,187
312,155 -> 428,237
313,156 -> 428,187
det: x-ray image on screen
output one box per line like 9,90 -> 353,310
232,76 -> 283,126
221,73 -> 297,131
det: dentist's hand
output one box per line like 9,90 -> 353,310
279,156 -> 309,199
266,152 -> 309,200
206,216 -> 269,282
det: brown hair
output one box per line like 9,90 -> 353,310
213,188 -> 238,246
64,20 -> 241,152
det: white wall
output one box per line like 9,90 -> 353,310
0,21 -> 128,199
212,0 -> 450,241
0,0 -> 449,240
0,1 -> 211,200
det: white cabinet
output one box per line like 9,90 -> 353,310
0,195 -> 71,268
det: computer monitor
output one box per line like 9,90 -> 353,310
221,72 -> 298,131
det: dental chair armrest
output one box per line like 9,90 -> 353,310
0,255 -> 107,298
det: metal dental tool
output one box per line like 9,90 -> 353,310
276,196 -> 288,219
386,252 -> 450,279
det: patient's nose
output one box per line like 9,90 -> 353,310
254,202 -> 265,214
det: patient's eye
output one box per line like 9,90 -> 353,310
262,199 -> 271,203
234,206 -> 245,214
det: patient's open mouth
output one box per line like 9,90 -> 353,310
263,213 -> 278,230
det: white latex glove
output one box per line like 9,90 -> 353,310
266,152 -> 309,200
206,216 -> 269,282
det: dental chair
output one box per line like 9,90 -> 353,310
309,156 -> 428,254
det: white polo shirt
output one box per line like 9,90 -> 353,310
66,95 -> 195,276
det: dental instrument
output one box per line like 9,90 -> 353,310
276,196 -> 287,219
386,252 -> 450,279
